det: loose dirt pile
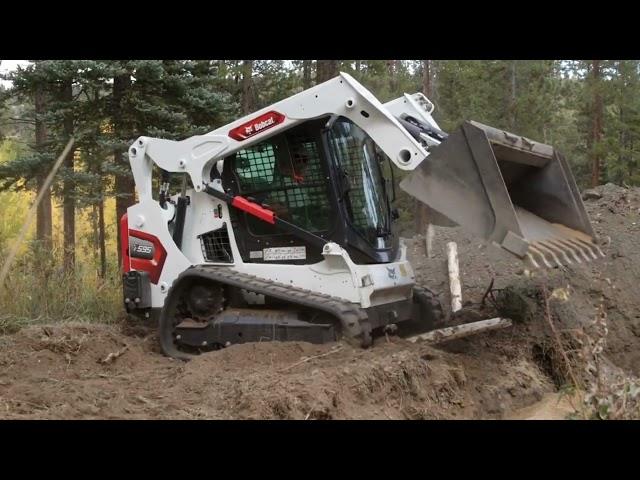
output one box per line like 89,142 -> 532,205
0,324 -> 551,419
0,183 -> 638,419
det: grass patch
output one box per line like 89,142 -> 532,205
0,244 -> 123,334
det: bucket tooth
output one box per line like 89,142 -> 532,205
532,242 -> 564,268
529,245 -> 554,268
562,238 -> 592,262
574,238 -> 603,259
566,238 -> 597,260
586,240 -> 606,258
553,238 -> 585,263
526,252 -> 541,269
549,238 -> 582,264
539,240 -> 573,265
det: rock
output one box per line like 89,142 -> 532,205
582,189 -> 603,201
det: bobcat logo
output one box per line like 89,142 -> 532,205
386,267 -> 397,280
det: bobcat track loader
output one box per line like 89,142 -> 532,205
120,73 -> 603,359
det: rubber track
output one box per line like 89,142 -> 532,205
176,265 -> 372,346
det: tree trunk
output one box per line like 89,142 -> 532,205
113,71 -> 135,266
507,60 -> 517,130
91,204 -> 99,271
590,60 -> 604,187
62,78 -> 76,272
233,60 -> 240,85
619,76 -> 626,181
241,60 -> 254,114
387,60 -> 398,92
98,193 -> 106,279
415,60 -> 433,236
90,149 -> 107,279
302,60 -> 312,89
355,60 -> 361,74
316,60 -> 338,83
422,60 -> 432,98
34,83 -> 52,252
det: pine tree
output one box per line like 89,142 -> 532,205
606,61 -> 640,185
1,62 -> 55,251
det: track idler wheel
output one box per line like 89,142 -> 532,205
159,279 -> 225,361
159,309 -> 196,361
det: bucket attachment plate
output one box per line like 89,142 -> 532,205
400,120 -> 604,268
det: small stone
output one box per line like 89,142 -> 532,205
582,189 -> 603,201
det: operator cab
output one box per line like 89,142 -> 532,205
219,116 -> 399,265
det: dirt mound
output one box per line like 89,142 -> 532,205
178,339 -> 550,420
0,183 -> 638,419
0,323 -> 551,419
0,323 -> 173,418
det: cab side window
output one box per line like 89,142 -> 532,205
230,127 -> 332,235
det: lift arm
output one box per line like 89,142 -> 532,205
128,72 -> 429,202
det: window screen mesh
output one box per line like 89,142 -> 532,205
232,130 -> 331,234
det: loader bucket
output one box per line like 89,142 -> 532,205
400,120 -> 604,268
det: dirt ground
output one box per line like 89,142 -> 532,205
1,183 -> 638,419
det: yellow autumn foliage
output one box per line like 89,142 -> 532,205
0,140 -> 122,328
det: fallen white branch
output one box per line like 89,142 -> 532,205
406,317 -> 512,344
425,223 -> 435,259
447,241 -> 462,313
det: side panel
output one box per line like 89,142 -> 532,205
230,240 -> 415,309
126,199 -> 192,309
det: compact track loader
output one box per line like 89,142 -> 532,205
120,73 -> 603,359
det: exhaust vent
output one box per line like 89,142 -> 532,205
199,223 -> 233,263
